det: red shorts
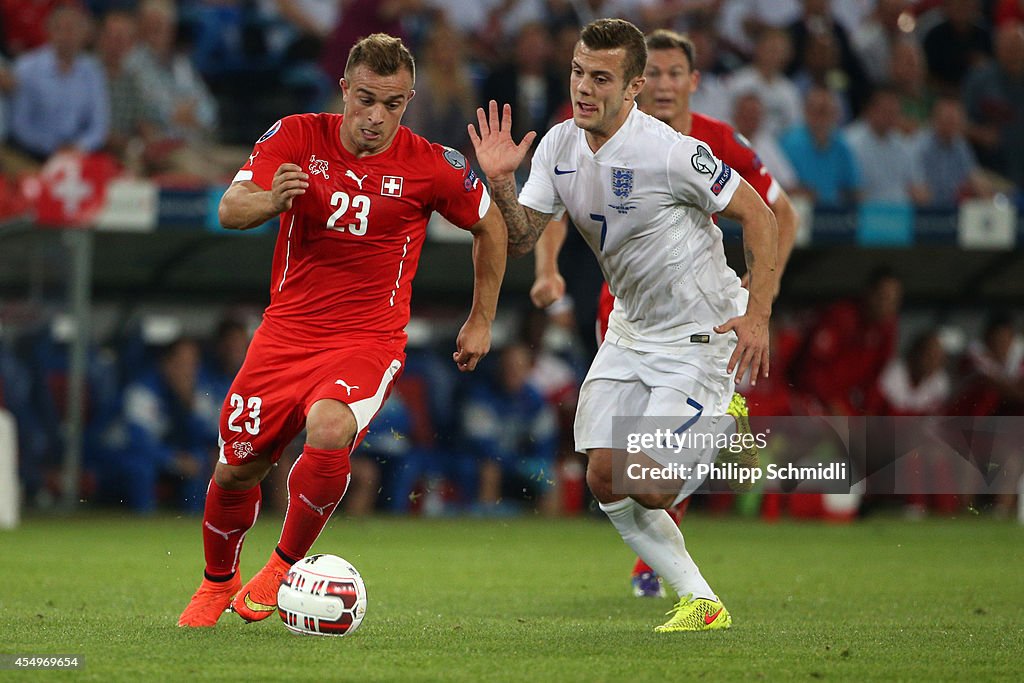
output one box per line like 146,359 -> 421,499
217,326 -> 405,465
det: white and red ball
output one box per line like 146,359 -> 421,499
277,554 -> 367,637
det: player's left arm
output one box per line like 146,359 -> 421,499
738,189 -> 796,294
767,187 -> 797,287
453,201 -> 508,373
728,130 -> 797,293
715,179 -> 778,385
530,216 -> 568,308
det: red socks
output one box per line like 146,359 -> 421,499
202,480 -> 261,580
201,446 -> 350,580
668,497 -> 690,524
277,445 -> 351,561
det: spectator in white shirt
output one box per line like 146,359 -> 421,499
727,27 -> 803,136
731,89 -> 799,191
853,0 -> 915,86
844,86 -> 930,205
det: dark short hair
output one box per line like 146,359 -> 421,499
160,336 -> 198,362
344,33 -> 415,83
215,317 -> 248,340
867,265 -> 900,289
984,312 -> 1015,341
867,83 -> 901,105
579,18 -> 647,82
645,29 -> 696,70
908,329 -> 940,358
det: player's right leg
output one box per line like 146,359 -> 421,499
179,328 -> 302,627
576,343 -> 733,631
632,389 -> 756,593
588,447 -> 718,596
630,497 -> 689,598
589,449 -> 732,632
178,456 -> 273,627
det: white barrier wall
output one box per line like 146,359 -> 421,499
0,408 -> 19,529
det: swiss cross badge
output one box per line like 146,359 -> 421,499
381,175 -> 404,197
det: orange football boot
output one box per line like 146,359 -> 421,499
232,552 -> 293,622
178,574 -> 242,627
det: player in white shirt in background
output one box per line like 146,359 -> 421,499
470,18 -> 778,632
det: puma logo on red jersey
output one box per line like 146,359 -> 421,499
345,169 -> 368,189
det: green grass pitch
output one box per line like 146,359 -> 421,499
1,513 -> 1022,681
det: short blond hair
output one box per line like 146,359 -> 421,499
344,33 -> 416,84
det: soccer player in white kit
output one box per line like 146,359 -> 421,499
469,18 -> 778,632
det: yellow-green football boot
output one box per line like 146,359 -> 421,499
654,593 -> 732,633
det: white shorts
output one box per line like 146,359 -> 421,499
573,333 -> 736,454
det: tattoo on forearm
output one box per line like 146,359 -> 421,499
490,177 -> 550,257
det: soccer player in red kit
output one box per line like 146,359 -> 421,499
529,29 -> 798,598
178,34 -> 507,627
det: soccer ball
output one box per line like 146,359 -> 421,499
277,554 -> 367,637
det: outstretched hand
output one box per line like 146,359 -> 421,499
468,100 -> 537,180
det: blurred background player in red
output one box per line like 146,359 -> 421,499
950,313 -> 1024,516
529,28 -> 799,598
794,267 -> 903,417
178,33 -> 507,627
868,329 -> 951,417
952,313 -> 1024,416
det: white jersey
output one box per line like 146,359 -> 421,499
520,105 -> 747,353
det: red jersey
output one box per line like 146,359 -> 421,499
794,300 -> 898,415
596,112 -> 780,343
0,0 -> 59,56
689,113 -> 779,207
236,114 -> 489,347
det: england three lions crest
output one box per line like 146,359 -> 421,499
609,167 -> 637,215
612,167 -> 633,197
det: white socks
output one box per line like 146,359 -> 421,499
599,497 -> 715,600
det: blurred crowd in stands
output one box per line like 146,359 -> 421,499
0,0 -> 1020,204
1,0 -> 1023,519
1,273 -> 1022,519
